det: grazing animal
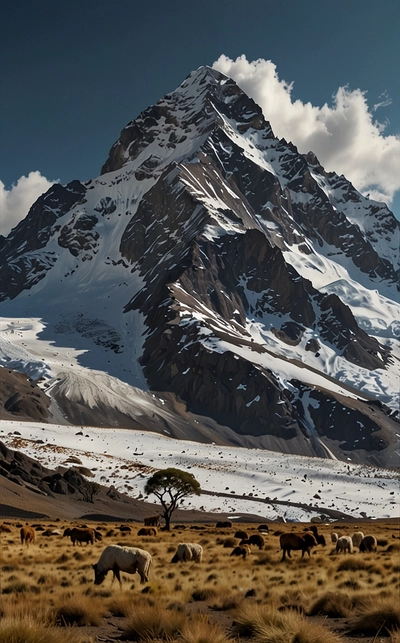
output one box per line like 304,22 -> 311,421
305,525 -> 326,546
258,524 -> 269,532
119,525 -> 131,533
359,535 -> 377,553
331,532 -> 339,543
0,524 -> 12,533
138,527 -> 157,536
42,528 -> 61,537
144,515 -> 161,527
63,527 -> 99,546
234,530 -> 248,540
171,543 -> 203,563
280,532 -> 317,561
240,534 -> 265,550
93,545 -> 152,586
336,536 -> 353,554
351,531 -> 365,548
231,545 -> 251,559
20,526 -> 35,545
216,521 -> 232,528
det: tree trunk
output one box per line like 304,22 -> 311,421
164,510 -> 171,531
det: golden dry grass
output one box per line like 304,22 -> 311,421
0,518 -> 398,641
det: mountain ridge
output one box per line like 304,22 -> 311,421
0,65 -> 399,469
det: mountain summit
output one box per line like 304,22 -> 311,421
1,66 -> 399,468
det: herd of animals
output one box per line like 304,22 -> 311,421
1,516 -> 381,589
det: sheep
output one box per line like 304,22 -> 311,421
20,526 -> 35,545
144,515 -> 161,527
240,534 -> 265,550
138,527 -> 157,536
331,532 -> 339,543
231,545 -> 251,559
335,536 -> 353,554
359,535 -> 377,553
171,543 -> 203,563
351,531 -> 365,548
279,532 -> 317,561
234,530 -> 248,540
93,544 -> 152,586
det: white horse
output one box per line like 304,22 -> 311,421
92,545 -> 152,587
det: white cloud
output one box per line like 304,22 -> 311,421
213,55 -> 400,206
0,171 -> 57,237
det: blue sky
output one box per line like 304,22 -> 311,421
1,0 -> 399,234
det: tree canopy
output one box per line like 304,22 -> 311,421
144,468 -> 201,530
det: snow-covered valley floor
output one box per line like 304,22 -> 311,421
1,419 -> 398,523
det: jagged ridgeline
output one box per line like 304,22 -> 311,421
0,67 -> 399,467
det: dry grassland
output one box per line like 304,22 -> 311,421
0,518 -> 399,642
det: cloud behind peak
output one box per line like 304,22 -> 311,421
213,55 -> 400,206
0,172 -> 57,237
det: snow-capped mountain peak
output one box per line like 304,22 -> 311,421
1,66 -> 399,470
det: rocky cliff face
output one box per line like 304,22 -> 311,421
0,66 -> 399,467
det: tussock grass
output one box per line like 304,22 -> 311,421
0,613 -> 95,642
233,603 -> 345,642
348,596 -> 400,636
0,518 -> 398,641
307,591 -> 354,617
289,619 -> 345,643
336,557 -> 382,574
123,602 -> 186,640
179,614 -> 231,643
51,595 -> 105,626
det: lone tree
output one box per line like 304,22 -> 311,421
144,468 -> 201,531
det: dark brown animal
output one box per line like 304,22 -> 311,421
20,526 -> 35,545
234,530 -> 248,540
248,533 -> 265,549
231,545 -> 251,559
240,534 -> 265,550
304,525 -> 326,546
279,532 -> 317,561
258,524 -> 269,532
63,527 -> 98,546
119,525 -> 132,532
216,521 -> 232,528
144,515 -> 161,527
359,535 -> 377,552
138,527 -> 157,536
